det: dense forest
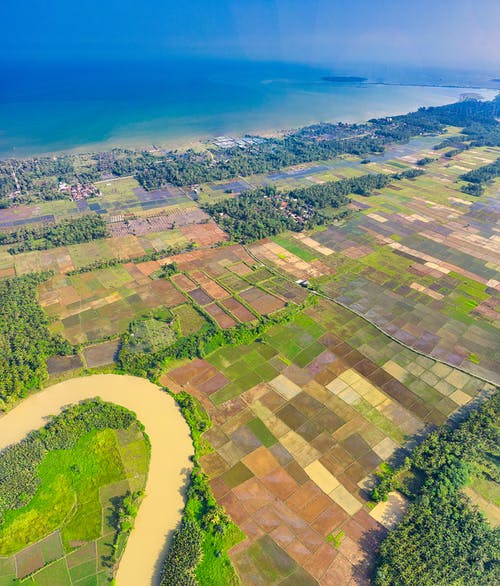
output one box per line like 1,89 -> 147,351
0,400 -> 136,524
1,96 -> 498,203
373,393 -> 500,586
0,213 -> 108,254
0,273 -> 72,407
204,174 -> 391,242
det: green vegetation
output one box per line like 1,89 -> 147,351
326,530 -> 344,548
119,301 -> 306,379
460,156 -> 500,196
0,214 -> 108,254
416,157 -> 435,166
0,400 -> 135,527
373,393 -> 500,586
0,154 -> 99,204
0,429 -> 124,554
0,400 -> 149,583
151,261 -> 180,279
127,317 -> 177,353
204,176 -> 391,242
0,273 -> 72,408
160,392 -> 243,585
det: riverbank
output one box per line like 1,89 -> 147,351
0,374 -> 194,586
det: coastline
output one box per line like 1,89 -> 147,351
1,84 -> 497,160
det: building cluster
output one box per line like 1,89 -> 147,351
211,135 -> 266,149
59,182 -> 101,201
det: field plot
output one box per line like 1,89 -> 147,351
107,207 -> 213,237
170,244 -> 308,317
0,423 -> 149,586
249,145 -> 500,384
95,177 -> 191,215
38,244 -> 304,344
162,298 -> 494,585
171,304 -> 208,335
1,228 -> 191,278
83,340 -> 121,368
46,355 -> 84,376
38,264 -> 186,343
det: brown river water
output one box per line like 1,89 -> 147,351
0,374 -> 193,585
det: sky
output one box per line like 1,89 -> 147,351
1,0 -> 499,70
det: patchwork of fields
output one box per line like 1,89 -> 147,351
38,244 -> 305,344
249,146 -> 500,385
0,129 -> 499,585
162,298 -> 494,585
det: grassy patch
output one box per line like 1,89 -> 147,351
0,402 -> 149,585
326,530 -> 344,547
271,235 -> 317,262
247,418 -> 278,447
0,430 -> 124,555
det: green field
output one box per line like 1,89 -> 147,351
0,405 -> 150,585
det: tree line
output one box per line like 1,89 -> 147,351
460,157 -> 500,196
0,213 -> 108,254
160,391 -> 239,585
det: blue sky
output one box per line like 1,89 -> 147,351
2,0 -> 499,69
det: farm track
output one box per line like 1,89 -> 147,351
243,244 -> 499,390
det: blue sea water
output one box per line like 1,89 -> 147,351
0,59 -> 497,157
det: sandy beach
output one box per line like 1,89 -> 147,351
0,374 -> 193,586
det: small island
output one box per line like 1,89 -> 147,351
322,75 -> 367,82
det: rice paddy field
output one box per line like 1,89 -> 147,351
161,297 -> 495,585
1,129 -> 499,585
249,145 -> 500,385
0,177 -> 192,229
38,244 -> 305,344
0,423 -> 149,586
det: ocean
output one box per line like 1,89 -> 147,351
0,59 -> 498,158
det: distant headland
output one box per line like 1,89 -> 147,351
322,75 -> 368,83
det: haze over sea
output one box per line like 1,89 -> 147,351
1,59 -> 498,158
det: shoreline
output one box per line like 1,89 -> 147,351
1,84 -> 497,161
0,374 -> 194,586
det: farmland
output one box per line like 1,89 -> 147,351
0,101 -> 499,585
37,244 -> 302,345
248,145 -> 500,385
0,401 -> 150,586
162,297 -> 495,584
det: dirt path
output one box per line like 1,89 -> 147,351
0,374 -> 193,586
